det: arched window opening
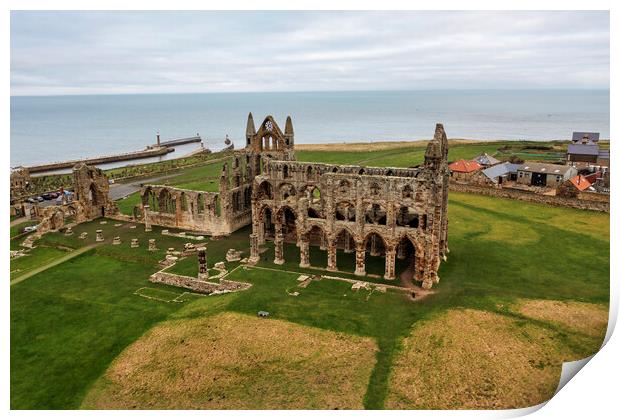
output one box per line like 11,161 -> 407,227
365,203 -> 387,225
197,194 -> 205,214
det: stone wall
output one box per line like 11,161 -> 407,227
449,182 -> 609,213
149,271 -> 251,294
249,123 -> 450,290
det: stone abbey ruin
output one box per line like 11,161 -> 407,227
136,114 -> 449,289
20,114 -> 449,289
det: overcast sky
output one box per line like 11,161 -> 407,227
10,11 -> 609,96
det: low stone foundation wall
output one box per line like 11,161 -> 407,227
149,271 -> 251,294
449,182 -> 609,213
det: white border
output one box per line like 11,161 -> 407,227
2,1 -> 616,419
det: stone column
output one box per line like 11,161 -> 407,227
327,239 -> 337,272
249,233 -> 260,264
273,223 -> 284,265
384,246 -> 396,280
370,235 -> 379,256
354,243 -> 366,276
197,246 -> 208,279
95,229 -> 104,242
143,205 -> 152,232
258,222 -> 265,245
299,237 -> 310,268
319,232 -> 326,250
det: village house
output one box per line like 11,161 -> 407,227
478,162 -> 522,185
516,162 -> 578,188
567,132 -> 608,167
448,159 -> 483,182
473,152 -> 501,167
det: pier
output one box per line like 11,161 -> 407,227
153,135 -> 202,148
24,134 -> 204,174
25,146 -> 174,174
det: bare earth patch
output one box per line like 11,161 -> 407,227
82,312 -> 377,409
386,309 -> 582,410
517,299 -> 609,338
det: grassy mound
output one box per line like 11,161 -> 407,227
82,312 -> 377,409
386,304 -> 606,409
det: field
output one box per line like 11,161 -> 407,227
10,142 -> 610,410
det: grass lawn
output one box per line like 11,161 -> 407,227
296,140 -> 569,168
11,140 -> 609,409
116,191 -> 141,216
10,220 -> 38,239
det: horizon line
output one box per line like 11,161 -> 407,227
10,87 -> 611,98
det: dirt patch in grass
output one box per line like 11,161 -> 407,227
517,299 -> 609,338
82,312 -> 377,409
386,309 -> 583,410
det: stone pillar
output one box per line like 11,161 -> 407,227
130,238 -> 139,248
397,242 -> 406,260
274,232 -> 284,265
197,246 -> 208,279
384,246 -> 396,280
327,239 -> 337,272
370,235 -> 379,256
258,222 -> 265,245
249,233 -> 260,264
354,243 -> 366,276
112,236 -> 121,245
299,237 -> 310,268
95,229 -> 104,242
143,205 -> 152,232
148,239 -> 157,251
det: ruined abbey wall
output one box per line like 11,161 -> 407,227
138,115 -> 449,289
249,123 -> 450,289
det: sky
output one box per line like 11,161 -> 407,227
10,10 -> 610,96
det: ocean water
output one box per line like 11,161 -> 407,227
10,90 -> 609,167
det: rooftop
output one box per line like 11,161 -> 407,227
569,175 -> 592,192
473,153 -> 501,166
572,132 -> 600,143
519,162 -> 574,175
568,143 -> 599,156
449,159 -> 483,173
482,162 -> 522,181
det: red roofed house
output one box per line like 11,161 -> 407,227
448,159 -> 483,182
569,175 -> 592,192
557,174 -> 593,198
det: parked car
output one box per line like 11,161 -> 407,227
36,196 -> 44,202
26,197 -> 36,203
23,225 -> 38,233
41,193 -> 54,200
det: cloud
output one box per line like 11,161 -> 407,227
10,10 -> 610,95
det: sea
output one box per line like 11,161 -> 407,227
10,90 -> 610,169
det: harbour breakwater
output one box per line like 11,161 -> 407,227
25,146 -> 174,174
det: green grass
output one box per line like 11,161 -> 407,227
11,143 -> 609,409
116,191 -> 141,216
296,140 -> 570,168
10,220 -> 38,239
10,246 -> 69,281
